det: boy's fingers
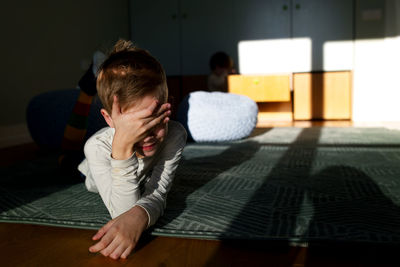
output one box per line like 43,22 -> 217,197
136,99 -> 159,119
92,229 -> 104,240
89,232 -> 114,253
120,245 -> 134,259
110,243 -> 129,260
145,110 -> 170,130
100,237 -> 120,257
93,220 -> 115,240
142,107 -> 171,125
148,99 -> 160,113
156,103 -> 171,116
111,95 -> 121,117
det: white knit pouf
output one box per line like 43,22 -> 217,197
177,91 -> 258,142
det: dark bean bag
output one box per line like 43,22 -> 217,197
26,89 -> 106,149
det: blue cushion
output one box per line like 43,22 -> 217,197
177,91 -> 258,142
26,89 -> 106,149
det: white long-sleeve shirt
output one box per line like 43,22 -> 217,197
77,121 -> 187,227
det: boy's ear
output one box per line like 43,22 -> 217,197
100,109 -> 114,128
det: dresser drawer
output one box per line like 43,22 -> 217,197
293,71 -> 351,120
228,75 -> 291,102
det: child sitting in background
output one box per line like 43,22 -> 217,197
78,39 -> 187,259
207,51 -> 235,92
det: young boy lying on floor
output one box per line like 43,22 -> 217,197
78,39 -> 187,259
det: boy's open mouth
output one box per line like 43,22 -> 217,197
141,143 -> 156,152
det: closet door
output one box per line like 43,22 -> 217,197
233,0 -> 291,40
233,0 -> 292,74
292,0 -> 354,72
180,0 -> 236,75
130,0 -> 181,76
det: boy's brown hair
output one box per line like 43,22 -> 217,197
97,39 -> 168,114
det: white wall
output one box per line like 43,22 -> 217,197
352,0 -> 400,122
353,37 -> 400,122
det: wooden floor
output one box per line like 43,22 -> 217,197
1,121 -> 399,266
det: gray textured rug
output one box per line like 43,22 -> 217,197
1,127 -> 400,244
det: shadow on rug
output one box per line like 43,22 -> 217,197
1,127 -> 400,244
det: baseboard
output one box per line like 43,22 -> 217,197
0,123 -> 33,149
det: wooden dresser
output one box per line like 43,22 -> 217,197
228,71 -> 352,123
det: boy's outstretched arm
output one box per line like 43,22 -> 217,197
86,96 -> 172,259
89,205 -> 148,259
88,121 -> 187,260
